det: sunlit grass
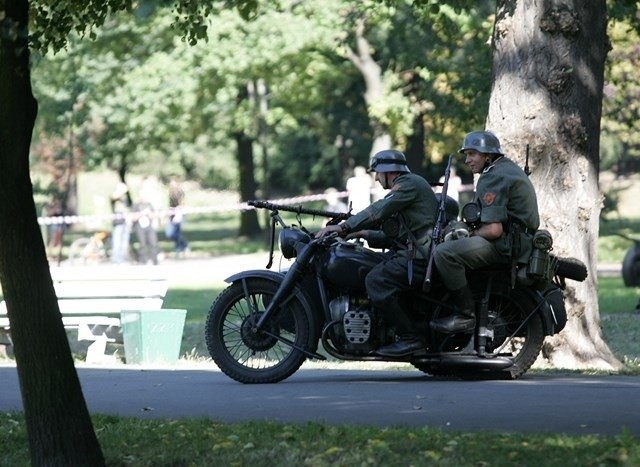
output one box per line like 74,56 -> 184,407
1,413 -> 639,466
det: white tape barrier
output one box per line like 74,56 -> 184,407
37,191 -> 349,227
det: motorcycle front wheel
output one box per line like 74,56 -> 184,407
205,278 -> 312,384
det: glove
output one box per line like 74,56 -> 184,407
444,221 -> 470,242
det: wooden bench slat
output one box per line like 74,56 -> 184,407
1,298 -> 164,317
54,281 -> 168,299
62,316 -> 121,327
58,298 -> 165,315
50,266 -> 166,281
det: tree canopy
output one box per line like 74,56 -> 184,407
30,0 -> 495,201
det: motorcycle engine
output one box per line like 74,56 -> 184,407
329,295 -> 376,351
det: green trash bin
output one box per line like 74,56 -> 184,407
120,309 -> 187,365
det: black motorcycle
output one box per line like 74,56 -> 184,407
205,199 -> 587,383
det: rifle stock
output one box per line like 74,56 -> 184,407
422,154 -> 454,292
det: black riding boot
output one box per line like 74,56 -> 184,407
376,303 -> 424,357
430,284 -> 476,334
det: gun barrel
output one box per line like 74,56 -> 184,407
248,200 -> 348,219
422,154 -> 454,292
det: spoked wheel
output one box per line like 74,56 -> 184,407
205,278 -> 313,384
459,288 -> 545,380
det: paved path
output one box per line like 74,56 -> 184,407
1,363 -> 639,437
2,256 -> 633,438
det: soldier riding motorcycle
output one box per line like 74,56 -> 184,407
205,152 -> 587,384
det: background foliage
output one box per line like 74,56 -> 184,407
28,1 -> 640,219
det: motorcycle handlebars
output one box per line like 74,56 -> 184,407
248,199 -> 350,222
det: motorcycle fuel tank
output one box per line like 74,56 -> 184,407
323,243 -> 382,291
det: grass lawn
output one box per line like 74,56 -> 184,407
1,414 -> 638,466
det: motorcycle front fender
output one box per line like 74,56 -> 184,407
225,268 -> 286,285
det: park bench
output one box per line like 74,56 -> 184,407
0,267 -> 169,363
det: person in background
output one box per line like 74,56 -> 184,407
346,165 -> 373,213
110,182 -> 131,264
166,178 -> 189,256
438,166 -> 463,203
43,197 -> 65,260
323,187 -> 348,225
132,178 -> 160,265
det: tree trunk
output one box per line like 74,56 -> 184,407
0,2 -> 105,464
346,17 -> 392,156
235,131 -> 262,237
405,112 -> 428,179
488,0 -> 620,370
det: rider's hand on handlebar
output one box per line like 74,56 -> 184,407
345,230 -> 367,241
315,224 -> 344,238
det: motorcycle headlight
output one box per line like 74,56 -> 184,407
279,228 -> 310,259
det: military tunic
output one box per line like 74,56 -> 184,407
343,172 -> 438,259
341,172 -> 437,326
433,156 -> 540,291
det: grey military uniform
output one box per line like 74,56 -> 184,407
343,172 -> 438,259
433,156 -> 540,290
341,172 -> 437,329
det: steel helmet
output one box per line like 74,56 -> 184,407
458,131 -> 504,155
368,149 -> 411,173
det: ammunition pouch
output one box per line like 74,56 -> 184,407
516,229 -> 557,290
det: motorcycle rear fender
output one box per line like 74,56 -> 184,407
516,286 -> 561,336
224,269 -> 322,338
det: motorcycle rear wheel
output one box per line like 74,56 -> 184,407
461,288 -> 545,380
205,278 -> 312,384
423,287 -> 545,380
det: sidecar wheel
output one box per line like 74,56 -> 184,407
205,278 -> 312,384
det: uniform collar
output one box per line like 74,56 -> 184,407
482,155 -> 504,174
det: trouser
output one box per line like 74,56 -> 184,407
166,221 -> 188,252
433,236 -> 508,290
111,223 -> 130,264
365,254 -> 427,336
135,225 -> 159,264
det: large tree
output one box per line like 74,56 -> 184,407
1,0 -> 260,463
1,1 -> 106,464
486,0 -> 619,369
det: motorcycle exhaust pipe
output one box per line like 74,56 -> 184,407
414,355 -> 514,370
